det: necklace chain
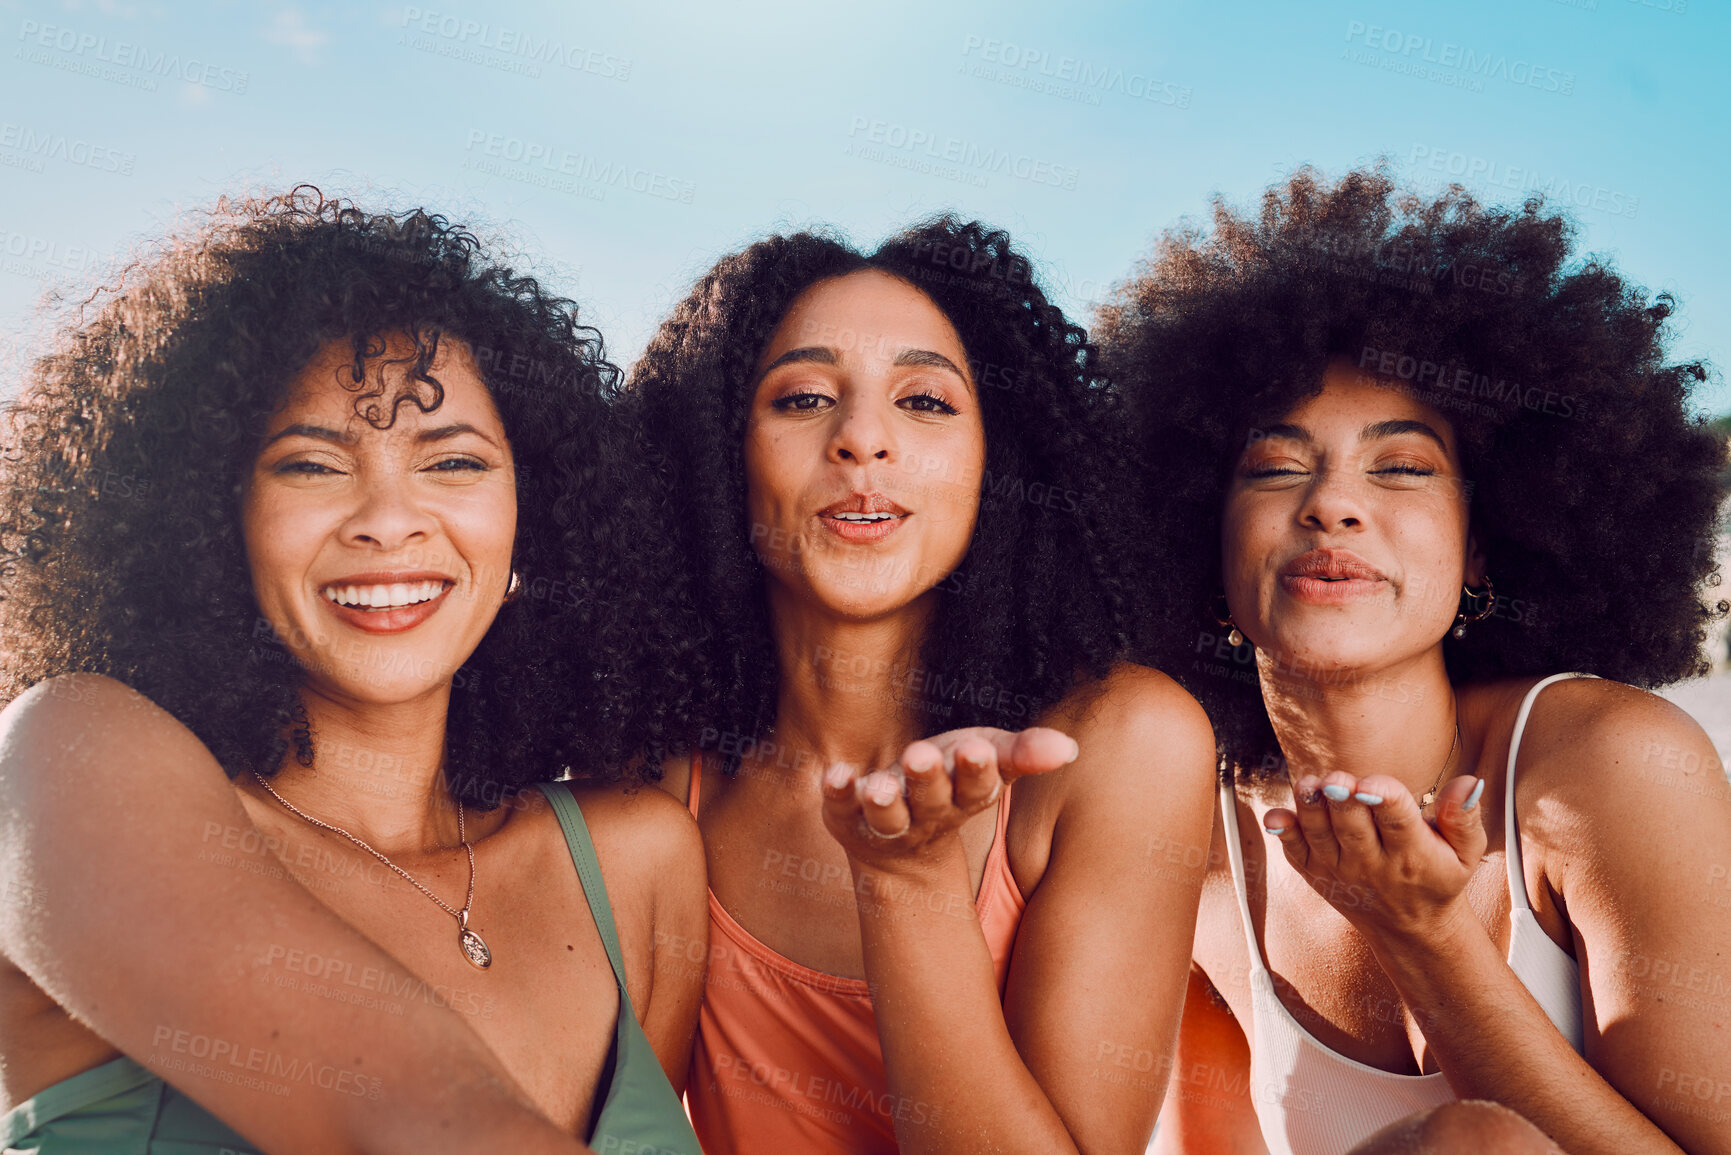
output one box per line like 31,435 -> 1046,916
1418,720 -> 1462,811
250,772 -> 489,968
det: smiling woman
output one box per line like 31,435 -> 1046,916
1103,166 -> 1731,1155
0,188 -> 705,1154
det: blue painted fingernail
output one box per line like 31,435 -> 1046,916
1353,792 -> 1384,806
1264,825 -> 1287,835
1322,784 -> 1351,802
1461,778 -> 1485,812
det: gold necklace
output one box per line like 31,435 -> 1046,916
1418,722 -> 1462,812
251,772 -> 491,970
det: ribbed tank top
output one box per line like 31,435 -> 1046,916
684,752 -> 1027,1153
1221,673 -> 1588,1154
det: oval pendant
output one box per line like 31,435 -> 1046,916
460,927 -> 492,969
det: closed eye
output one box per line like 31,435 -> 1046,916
427,457 -> 489,472
276,460 -> 341,476
1244,465 -> 1307,478
1373,465 -> 1435,477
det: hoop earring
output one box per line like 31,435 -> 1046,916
502,569 -> 522,605
1451,576 -> 1495,639
1211,591 -> 1245,649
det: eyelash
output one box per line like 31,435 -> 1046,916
902,390 -> 958,415
1242,463 -> 1437,479
768,391 -> 960,416
274,457 -> 488,475
771,391 -> 831,412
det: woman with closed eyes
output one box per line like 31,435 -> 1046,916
630,216 -> 1218,1153
0,189 -> 705,1154
1101,166 -> 1731,1154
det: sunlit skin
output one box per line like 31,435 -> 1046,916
659,269 -> 1218,1154
0,334 -> 707,1154
239,335 -> 518,847
744,267 -> 986,626
1152,357 -> 1731,1155
1223,361 -> 1483,804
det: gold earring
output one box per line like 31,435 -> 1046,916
502,569 -> 522,605
1451,576 -> 1495,639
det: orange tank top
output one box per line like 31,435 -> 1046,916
684,752 -> 1027,1154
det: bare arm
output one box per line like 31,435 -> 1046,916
1267,682 -> 1730,1155
0,675 -> 593,1155
823,667 -> 1219,1154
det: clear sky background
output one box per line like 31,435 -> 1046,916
2,0 -> 1727,413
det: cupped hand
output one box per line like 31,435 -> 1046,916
821,726 -> 1078,871
1261,771 -> 1488,941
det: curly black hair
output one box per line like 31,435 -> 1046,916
0,186 -> 694,806
628,216 -> 1147,771
1096,165 -> 1729,779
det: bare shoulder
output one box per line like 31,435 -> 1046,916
1042,661 -> 1216,797
1514,676 -> 1722,795
557,779 -> 705,895
0,673 -> 219,788
1506,675 -> 1728,866
3,672 -> 173,739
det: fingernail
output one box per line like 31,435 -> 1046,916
906,752 -> 938,774
823,765 -> 852,790
1352,792 -> 1384,806
1066,738 -> 1081,763
1461,777 -> 1485,812
869,784 -> 898,806
1322,784 -> 1351,803
1264,825 -> 1287,835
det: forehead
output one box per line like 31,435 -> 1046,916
1273,360 -> 1460,451
269,335 -> 501,431
760,270 -> 966,366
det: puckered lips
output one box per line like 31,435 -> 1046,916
1278,548 -> 1389,605
816,492 -> 910,545
318,570 -> 456,634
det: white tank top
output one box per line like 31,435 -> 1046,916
1220,673 -> 1588,1154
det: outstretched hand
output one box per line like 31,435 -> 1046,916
1261,771 -> 1488,941
821,726 -> 1078,872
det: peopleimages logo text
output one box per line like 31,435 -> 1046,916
1343,22 -> 1574,94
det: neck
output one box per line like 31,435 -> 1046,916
252,680 -> 480,857
755,585 -> 937,783
1256,643 -> 1460,800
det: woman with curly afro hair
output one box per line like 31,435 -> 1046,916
0,189 -> 706,1154
630,217 -> 1217,1153
1099,166 -> 1731,1154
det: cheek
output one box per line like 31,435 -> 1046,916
240,488 -> 317,608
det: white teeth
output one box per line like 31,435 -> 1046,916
322,580 -> 446,609
831,512 -> 895,522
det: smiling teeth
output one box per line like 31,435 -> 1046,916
324,581 -> 446,609
831,512 -> 895,522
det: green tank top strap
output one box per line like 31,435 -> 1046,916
1,1053 -> 260,1153
539,782 -> 703,1155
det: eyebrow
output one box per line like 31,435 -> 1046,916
260,422 -> 498,448
1360,418 -> 1448,451
261,423 -> 356,447
758,346 -> 839,376
1252,419 -> 1448,452
893,348 -> 968,383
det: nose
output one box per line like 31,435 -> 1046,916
827,395 -> 894,464
339,470 -> 435,552
1295,465 -> 1365,532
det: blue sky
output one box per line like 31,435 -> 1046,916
3,0 -> 1726,412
